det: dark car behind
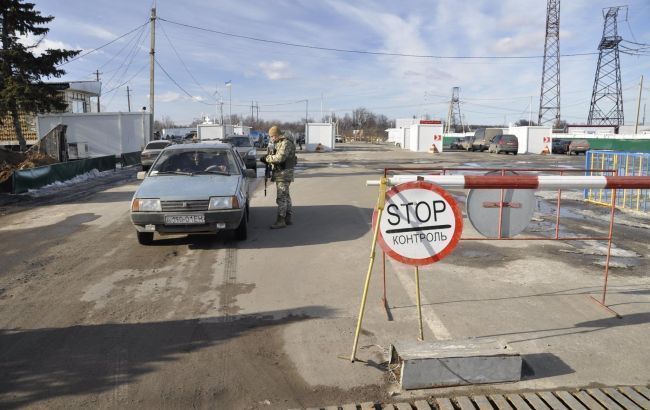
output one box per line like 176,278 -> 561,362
221,136 -> 257,169
488,134 -> 519,155
141,140 -> 172,170
552,139 -> 570,154
567,139 -> 590,155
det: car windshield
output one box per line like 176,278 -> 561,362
223,137 -> 251,147
145,141 -> 170,150
149,149 -> 239,175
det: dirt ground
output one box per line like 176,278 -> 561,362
0,143 -> 648,409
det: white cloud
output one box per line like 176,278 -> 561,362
157,92 -> 183,103
79,24 -> 116,41
258,61 -> 292,80
491,31 -> 544,54
18,34 -> 78,56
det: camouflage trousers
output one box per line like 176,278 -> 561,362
276,181 -> 292,218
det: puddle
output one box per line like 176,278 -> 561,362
536,198 -> 586,220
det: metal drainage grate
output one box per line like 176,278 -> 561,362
298,385 -> 650,410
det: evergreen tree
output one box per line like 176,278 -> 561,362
0,1 -> 79,151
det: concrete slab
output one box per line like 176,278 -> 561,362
392,338 -> 521,389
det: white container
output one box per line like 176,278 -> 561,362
507,126 -> 553,154
408,124 -> 444,152
37,112 -> 150,157
305,123 -> 334,151
197,124 -> 234,141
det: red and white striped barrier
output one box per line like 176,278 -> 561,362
366,175 -> 650,190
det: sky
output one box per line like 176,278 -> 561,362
26,0 -> 650,126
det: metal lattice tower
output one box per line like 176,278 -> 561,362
538,0 -> 561,127
588,7 -> 625,126
445,87 -> 464,133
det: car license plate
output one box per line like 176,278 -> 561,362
164,215 -> 205,225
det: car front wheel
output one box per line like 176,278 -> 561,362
235,211 -> 248,240
137,231 -> 154,245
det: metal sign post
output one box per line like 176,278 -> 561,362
350,177 -> 387,362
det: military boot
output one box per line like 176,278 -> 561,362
270,216 -> 287,229
285,213 -> 293,225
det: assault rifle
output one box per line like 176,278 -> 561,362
261,144 -> 274,196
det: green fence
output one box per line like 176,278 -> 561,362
121,151 -> 142,166
12,155 -> 116,194
583,139 -> 650,152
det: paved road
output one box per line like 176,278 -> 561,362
1,144 -> 648,409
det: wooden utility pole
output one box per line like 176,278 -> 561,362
126,86 -> 131,112
149,7 -> 156,143
635,75 -> 644,134
95,69 -> 101,112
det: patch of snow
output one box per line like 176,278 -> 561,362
26,169 -> 113,197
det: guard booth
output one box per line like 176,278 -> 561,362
408,122 -> 443,152
305,123 -> 335,151
507,126 -> 553,154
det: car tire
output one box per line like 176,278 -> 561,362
235,211 -> 248,240
137,231 -> 154,245
513,152 -> 517,155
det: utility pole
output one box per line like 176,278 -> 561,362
588,6 -> 625,126
538,0 -> 561,127
635,75 -> 644,134
226,81 -> 232,125
642,103 -> 645,125
529,96 -> 533,126
126,86 -> 131,112
149,6 -> 156,143
445,87 -> 462,134
251,100 -> 254,124
95,69 -> 101,112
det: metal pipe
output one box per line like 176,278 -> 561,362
602,184 -> 617,305
350,177 -> 387,362
555,170 -> 564,239
366,175 -> 650,190
414,266 -> 424,341
497,169 -> 505,239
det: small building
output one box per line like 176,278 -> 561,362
305,123 -> 335,151
1,81 -> 101,147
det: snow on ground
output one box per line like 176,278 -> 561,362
26,169 -> 115,197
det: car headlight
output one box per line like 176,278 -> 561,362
131,198 -> 161,212
209,196 -> 240,210
246,149 -> 256,157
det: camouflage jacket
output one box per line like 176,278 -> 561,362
265,137 -> 297,182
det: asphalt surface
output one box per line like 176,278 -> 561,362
0,143 -> 648,409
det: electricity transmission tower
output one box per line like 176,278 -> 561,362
538,0 -> 561,127
588,6 -> 625,126
445,87 -> 464,133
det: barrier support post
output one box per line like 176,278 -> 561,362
415,266 -> 424,341
350,176 -> 387,362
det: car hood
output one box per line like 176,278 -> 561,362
135,175 -> 241,200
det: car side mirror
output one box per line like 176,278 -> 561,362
245,169 -> 256,178
137,171 -> 146,180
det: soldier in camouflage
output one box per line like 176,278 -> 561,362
264,125 -> 297,229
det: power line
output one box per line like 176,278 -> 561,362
105,27 -> 150,108
102,60 -> 149,95
57,21 -> 150,67
158,16 -> 598,60
97,21 -> 149,71
154,57 -> 212,105
158,20 -> 216,103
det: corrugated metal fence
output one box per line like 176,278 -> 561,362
585,150 -> 650,211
